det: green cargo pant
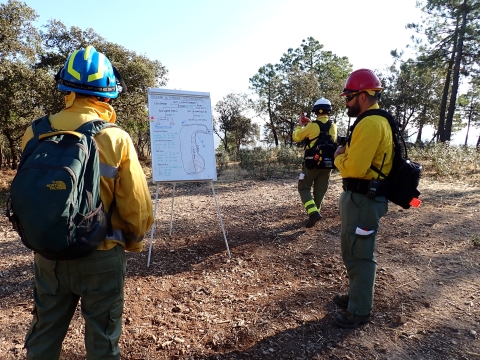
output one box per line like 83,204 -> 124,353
298,165 -> 332,215
339,190 -> 388,316
25,245 -> 126,360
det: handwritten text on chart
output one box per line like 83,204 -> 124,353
148,92 -> 216,181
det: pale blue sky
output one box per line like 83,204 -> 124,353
17,0 -> 479,144
23,0 -> 422,103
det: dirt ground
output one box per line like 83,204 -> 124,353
1,168 -> 480,360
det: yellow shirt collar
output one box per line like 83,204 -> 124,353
64,92 -> 116,123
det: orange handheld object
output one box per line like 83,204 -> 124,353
409,198 -> 422,208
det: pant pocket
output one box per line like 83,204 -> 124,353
106,300 -> 124,352
34,254 -> 59,294
347,226 -> 376,260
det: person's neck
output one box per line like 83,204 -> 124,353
360,101 -> 377,114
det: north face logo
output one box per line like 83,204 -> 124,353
46,181 -> 67,190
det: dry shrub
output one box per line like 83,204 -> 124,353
409,143 -> 480,182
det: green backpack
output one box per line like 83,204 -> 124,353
7,116 -> 116,260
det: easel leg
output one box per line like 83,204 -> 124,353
169,182 -> 176,236
211,181 -> 231,258
147,183 -> 160,268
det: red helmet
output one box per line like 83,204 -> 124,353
340,68 -> 382,96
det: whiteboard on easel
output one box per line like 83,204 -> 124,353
147,88 -> 217,182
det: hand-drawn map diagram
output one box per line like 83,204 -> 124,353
147,89 -> 217,182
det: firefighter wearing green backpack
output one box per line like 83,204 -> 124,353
18,46 -> 154,360
293,98 -> 337,228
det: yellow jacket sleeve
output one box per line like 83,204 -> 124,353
292,116 -> 336,147
95,127 -> 154,252
292,122 -> 319,146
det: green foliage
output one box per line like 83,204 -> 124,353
275,146 -> 303,172
237,146 -> 303,179
249,37 -> 352,148
215,147 -> 230,176
409,0 -> 480,142
238,148 -> 276,179
214,93 -> 258,155
379,59 -> 445,142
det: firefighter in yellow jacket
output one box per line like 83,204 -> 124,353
333,69 -> 393,329
22,46 -> 154,360
293,98 -> 337,228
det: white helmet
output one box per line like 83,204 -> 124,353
312,97 -> 332,115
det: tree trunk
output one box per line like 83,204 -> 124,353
445,1 -> 467,141
223,130 -> 228,152
416,124 -> 423,143
438,25 -> 458,142
267,99 -> 279,147
7,141 -> 17,170
465,114 -> 471,146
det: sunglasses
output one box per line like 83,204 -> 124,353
345,93 -> 360,102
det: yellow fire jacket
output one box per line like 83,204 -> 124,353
21,93 -> 154,252
334,104 -> 394,180
292,115 -> 337,148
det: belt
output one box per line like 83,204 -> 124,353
342,178 -> 388,196
342,178 -> 369,194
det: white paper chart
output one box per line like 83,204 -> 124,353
147,88 -> 217,182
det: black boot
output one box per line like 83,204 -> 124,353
333,294 -> 349,308
334,311 -> 370,329
305,212 -> 321,228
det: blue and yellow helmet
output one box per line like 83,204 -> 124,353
56,45 -> 124,98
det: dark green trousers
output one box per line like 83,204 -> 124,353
298,165 -> 332,215
25,245 -> 126,360
339,191 -> 388,316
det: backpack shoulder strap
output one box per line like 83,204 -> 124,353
317,120 -> 332,133
18,116 -> 52,170
316,120 -> 332,136
356,109 -> 407,178
74,119 -> 119,236
303,120 -> 332,149
75,120 -> 118,137
310,120 -> 331,139
347,109 -> 397,145
363,109 -> 407,159
31,115 -> 53,139
317,120 -> 334,145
